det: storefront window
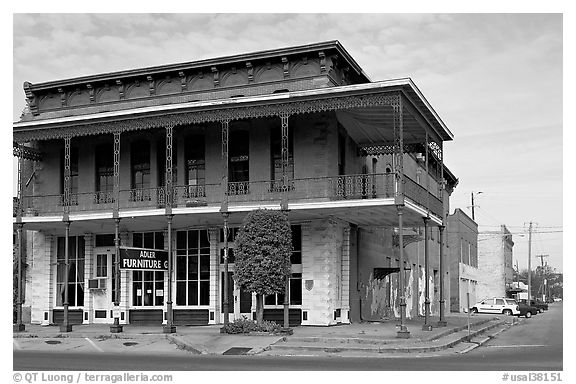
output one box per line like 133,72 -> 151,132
132,232 -> 165,307
176,229 -> 210,306
56,236 -> 85,307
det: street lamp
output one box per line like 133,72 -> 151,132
471,191 -> 483,221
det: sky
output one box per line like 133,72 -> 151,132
10,12 -> 565,273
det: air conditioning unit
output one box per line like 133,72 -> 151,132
88,278 -> 107,290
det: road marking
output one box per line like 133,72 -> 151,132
84,337 -> 104,353
13,340 -> 21,350
484,344 -> 550,348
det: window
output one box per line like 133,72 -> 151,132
338,129 -> 346,175
94,234 -> 115,247
270,122 -> 294,188
176,230 -> 210,306
291,225 -> 302,265
95,254 -> 107,278
56,236 -> 85,307
95,143 -> 114,204
132,232 -> 165,307
185,135 -> 205,198
228,129 -> 249,194
130,140 -> 151,201
132,271 -> 164,307
266,225 -> 302,306
264,273 -> 302,306
132,232 -> 164,250
495,299 -> 505,306
60,147 -> 79,205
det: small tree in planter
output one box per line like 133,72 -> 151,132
234,209 -> 292,327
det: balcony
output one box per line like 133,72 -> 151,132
16,173 -> 443,220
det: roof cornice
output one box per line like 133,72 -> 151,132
26,40 -> 370,91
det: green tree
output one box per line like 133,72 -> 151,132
234,209 -> 292,326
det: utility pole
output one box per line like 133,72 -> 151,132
470,191 -> 482,221
515,260 -> 520,289
527,222 -> 533,303
535,255 -> 549,301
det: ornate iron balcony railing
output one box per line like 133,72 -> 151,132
16,173 -> 442,218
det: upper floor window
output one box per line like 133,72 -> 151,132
185,134 -> 205,197
338,129 -> 346,175
270,122 -> 294,185
131,140 -> 150,190
228,128 -> 249,195
95,143 -> 114,203
130,140 -> 151,202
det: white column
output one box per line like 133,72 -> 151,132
119,231 -> 129,324
208,228 -> 220,324
340,226 -> 351,324
83,234 -> 94,324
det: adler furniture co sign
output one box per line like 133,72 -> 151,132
119,247 -> 169,270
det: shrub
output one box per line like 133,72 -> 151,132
222,316 -> 283,334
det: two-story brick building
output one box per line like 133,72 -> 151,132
446,208 -> 479,312
13,41 -> 456,333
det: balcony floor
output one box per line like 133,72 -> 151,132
14,197 -> 440,236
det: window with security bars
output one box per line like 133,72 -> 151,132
132,232 -> 165,307
176,229 -> 210,306
56,236 -> 85,307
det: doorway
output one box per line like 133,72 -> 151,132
91,248 -> 114,324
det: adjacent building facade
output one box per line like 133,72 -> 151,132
476,225 -> 514,300
13,41 -> 456,328
446,208 -> 478,312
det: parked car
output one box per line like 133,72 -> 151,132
470,298 -> 520,316
519,299 -> 548,313
517,301 -> 538,318
530,299 -> 549,312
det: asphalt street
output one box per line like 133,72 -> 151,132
13,304 -> 563,371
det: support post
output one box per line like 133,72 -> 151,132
60,220 -> 72,332
110,218 -> 123,333
14,223 -> 25,332
437,225 -> 447,326
220,120 -> 230,330
280,113 -> 290,329
163,214 -> 176,333
396,206 -> 410,338
422,217 -> 432,331
14,150 -> 25,332
280,113 -> 290,211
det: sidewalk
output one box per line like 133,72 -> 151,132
13,314 -> 517,356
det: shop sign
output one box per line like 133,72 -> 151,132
119,247 -> 168,270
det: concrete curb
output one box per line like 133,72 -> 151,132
165,335 -> 203,355
268,319 -> 508,355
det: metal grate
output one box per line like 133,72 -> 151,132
222,347 -> 252,355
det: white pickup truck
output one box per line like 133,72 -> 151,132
470,297 -> 520,316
